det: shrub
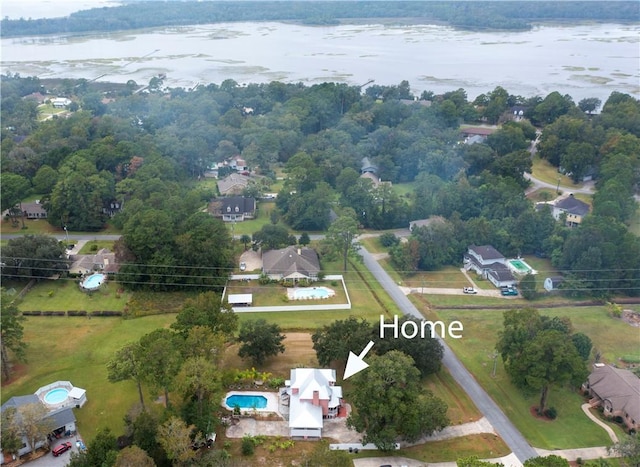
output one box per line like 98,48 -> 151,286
545,407 -> 558,419
241,436 -> 255,456
380,232 -> 400,248
22,311 -> 42,316
67,310 -> 87,316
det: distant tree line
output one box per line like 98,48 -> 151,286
2,1 -> 639,37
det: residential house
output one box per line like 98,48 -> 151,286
464,245 -> 516,288
221,197 -> 256,222
262,246 -> 320,282
217,173 -> 250,196
583,363 -> 640,433
285,368 -> 343,438
460,126 -> 496,144
69,248 -> 118,275
360,157 -> 378,175
551,194 -> 590,227
51,97 -> 72,108
0,381 -> 85,463
21,201 -> 48,219
230,156 -> 248,172
360,171 -> 381,187
543,276 -> 564,292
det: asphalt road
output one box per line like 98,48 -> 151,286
359,248 -> 539,463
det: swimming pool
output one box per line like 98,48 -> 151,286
507,259 -> 536,275
44,388 -> 69,405
81,273 -> 106,290
290,286 -> 335,300
226,394 -> 268,409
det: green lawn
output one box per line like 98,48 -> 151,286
392,181 -> 416,198
531,155 -> 576,187
432,306 -> 636,449
228,201 -> 277,236
78,240 -> 115,254
225,279 -> 349,307
359,236 -> 387,254
17,279 -> 130,312
1,315 -> 177,443
0,218 -> 122,236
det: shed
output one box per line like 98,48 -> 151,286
228,294 -> 253,306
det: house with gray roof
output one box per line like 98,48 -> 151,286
552,194 -> 590,227
69,248 -> 118,275
464,245 -> 516,288
21,202 -> 48,219
221,197 -> 256,222
217,173 -> 251,196
262,246 -> 320,282
583,363 -> 640,433
285,368 -> 343,438
1,396 -> 77,461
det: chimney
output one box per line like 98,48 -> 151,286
297,248 -> 301,256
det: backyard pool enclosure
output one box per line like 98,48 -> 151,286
36,381 -> 87,409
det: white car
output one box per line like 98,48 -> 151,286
463,287 -> 477,294
239,262 -> 246,271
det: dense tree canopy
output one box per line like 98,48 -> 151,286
496,309 -> 589,414
1,234 -> 67,280
347,350 -> 448,451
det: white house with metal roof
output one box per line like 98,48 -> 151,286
285,368 -> 342,438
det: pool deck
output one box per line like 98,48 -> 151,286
223,391 -> 279,414
507,259 -> 537,275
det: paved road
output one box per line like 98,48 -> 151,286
359,248 -> 539,463
524,173 -> 596,196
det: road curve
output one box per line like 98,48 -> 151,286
359,247 -> 538,463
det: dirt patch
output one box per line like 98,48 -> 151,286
222,332 -> 318,377
529,406 -> 554,422
239,250 -> 262,272
622,309 -> 640,327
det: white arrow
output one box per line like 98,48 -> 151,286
343,340 -> 375,380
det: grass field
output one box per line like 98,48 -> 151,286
429,306 -> 637,449
17,278 -> 131,312
1,315 -> 177,443
531,156 -> 576,187
0,218 -> 122,236
78,240 -> 115,254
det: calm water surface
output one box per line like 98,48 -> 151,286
2,21 -> 638,100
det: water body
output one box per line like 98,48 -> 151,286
2,21 -> 638,101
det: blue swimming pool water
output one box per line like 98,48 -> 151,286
293,287 -> 333,300
226,394 -> 267,409
44,388 -> 69,404
82,273 -> 106,289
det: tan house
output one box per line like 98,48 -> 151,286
552,194 -> 590,227
262,246 -> 320,282
583,363 -> 640,433
217,173 -> 250,196
69,248 -> 118,275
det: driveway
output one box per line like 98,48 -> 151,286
238,249 -> 262,272
22,436 -> 81,467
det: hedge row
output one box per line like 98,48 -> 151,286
21,310 -> 123,317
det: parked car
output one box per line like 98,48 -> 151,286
239,262 -> 246,271
463,287 -> 477,294
52,442 -> 72,457
501,286 -> 518,296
